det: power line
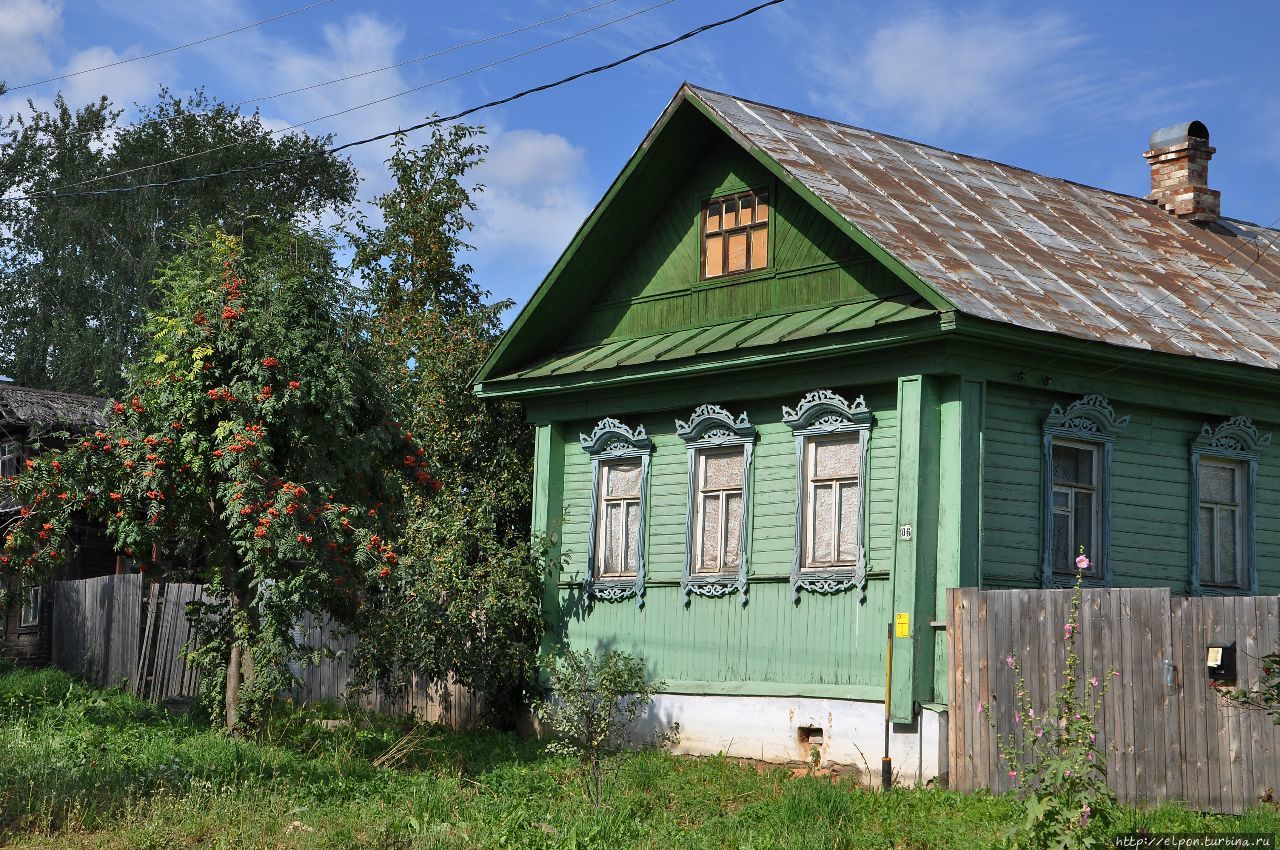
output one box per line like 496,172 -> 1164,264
49,0 -> 622,142
43,0 -> 678,194
5,1 -> 338,91
232,0 -> 621,109
4,0 -> 786,203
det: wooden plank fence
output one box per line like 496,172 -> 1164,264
51,575 -> 481,726
948,587 -> 1280,813
51,573 -> 144,690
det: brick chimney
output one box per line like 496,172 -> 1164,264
1143,121 -> 1219,222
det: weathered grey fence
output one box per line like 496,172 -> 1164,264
51,575 -> 481,726
296,612 -> 484,727
52,573 -> 144,690
948,587 -> 1280,813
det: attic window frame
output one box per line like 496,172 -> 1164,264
700,187 -> 771,280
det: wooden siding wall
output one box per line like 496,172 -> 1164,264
948,586 -> 1280,813
556,389 -> 899,697
981,382 -> 1280,593
562,136 -> 920,350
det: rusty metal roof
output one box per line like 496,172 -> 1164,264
691,86 -> 1280,371
0,383 -> 108,431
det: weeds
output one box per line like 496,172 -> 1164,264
0,661 -> 1276,849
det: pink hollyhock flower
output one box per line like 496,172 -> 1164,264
1090,676 -> 1100,688
976,701 -> 984,714
1006,655 -> 1015,669
1076,554 -> 1090,572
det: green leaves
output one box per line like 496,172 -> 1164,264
2,224 -> 438,728
0,88 -> 357,396
346,126 -> 539,720
537,649 -> 664,808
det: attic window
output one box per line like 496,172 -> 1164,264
702,189 -> 769,279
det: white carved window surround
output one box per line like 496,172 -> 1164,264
1190,416 -> 1270,596
580,418 -> 653,606
1041,394 -> 1129,588
784,390 -> 873,602
677,404 -> 756,604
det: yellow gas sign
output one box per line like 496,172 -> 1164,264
895,612 -> 911,638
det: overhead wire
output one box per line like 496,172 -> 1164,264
5,0 -> 338,91
2,0 -> 786,203
44,0 -> 623,142
33,0 -> 679,195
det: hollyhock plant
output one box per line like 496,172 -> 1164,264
0,227 -> 440,731
987,551 -> 1116,848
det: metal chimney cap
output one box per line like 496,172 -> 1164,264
1149,121 -> 1209,149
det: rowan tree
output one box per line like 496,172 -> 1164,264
0,225 -> 437,729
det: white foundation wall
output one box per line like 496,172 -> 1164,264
634,694 -> 947,785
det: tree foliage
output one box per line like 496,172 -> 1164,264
1,225 -> 437,729
0,89 -> 358,395
347,128 -> 541,719
537,650 -> 663,808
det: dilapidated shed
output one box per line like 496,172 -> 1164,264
1,382 -> 117,666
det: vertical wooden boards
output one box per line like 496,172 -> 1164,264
947,586 -> 1280,813
47,578 -> 477,727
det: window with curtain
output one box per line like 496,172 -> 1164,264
692,447 -> 746,574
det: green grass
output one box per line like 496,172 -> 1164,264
0,662 -> 1276,849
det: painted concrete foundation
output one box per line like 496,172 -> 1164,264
635,694 -> 947,785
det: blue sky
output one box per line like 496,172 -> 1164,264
2,0 -> 1279,313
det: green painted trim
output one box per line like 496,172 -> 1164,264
681,91 -> 955,314
889,375 -> 943,721
534,423 -> 566,657
475,84 -> 956,387
476,313 -> 954,399
950,314 -> 1280,397
660,680 -> 885,700
474,90 -> 700,385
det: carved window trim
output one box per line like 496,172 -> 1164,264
1190,416 -> 1270,596
1041,394 -> 1129,589
677,404 -> 756,604
783,390 -> 873,603
580,418 -> 653,607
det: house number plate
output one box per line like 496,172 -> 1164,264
898,524 -> 913,540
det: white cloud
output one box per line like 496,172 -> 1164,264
472,127 -> 591,270
0,0 -> 62,80
60,45 -> 169,110
807,9 -> 1088,136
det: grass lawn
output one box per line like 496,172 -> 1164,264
1,662 -> 1277,849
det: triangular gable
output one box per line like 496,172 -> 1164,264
474,85 -> 954,391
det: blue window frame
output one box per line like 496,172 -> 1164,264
676,404 -> 756,605
580,418 -> 653,607
1042,394 -> 1129,588
1190,416 -> 1270,596
783,390 -> 873,603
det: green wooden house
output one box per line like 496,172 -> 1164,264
474,85 -> 1280,780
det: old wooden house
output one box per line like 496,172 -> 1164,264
474,85 -> 1280,780
1,382 -> 118,666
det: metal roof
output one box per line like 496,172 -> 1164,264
690,86 -> 1280,372
497,297 -> 934,382
0,383 -> 108,430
